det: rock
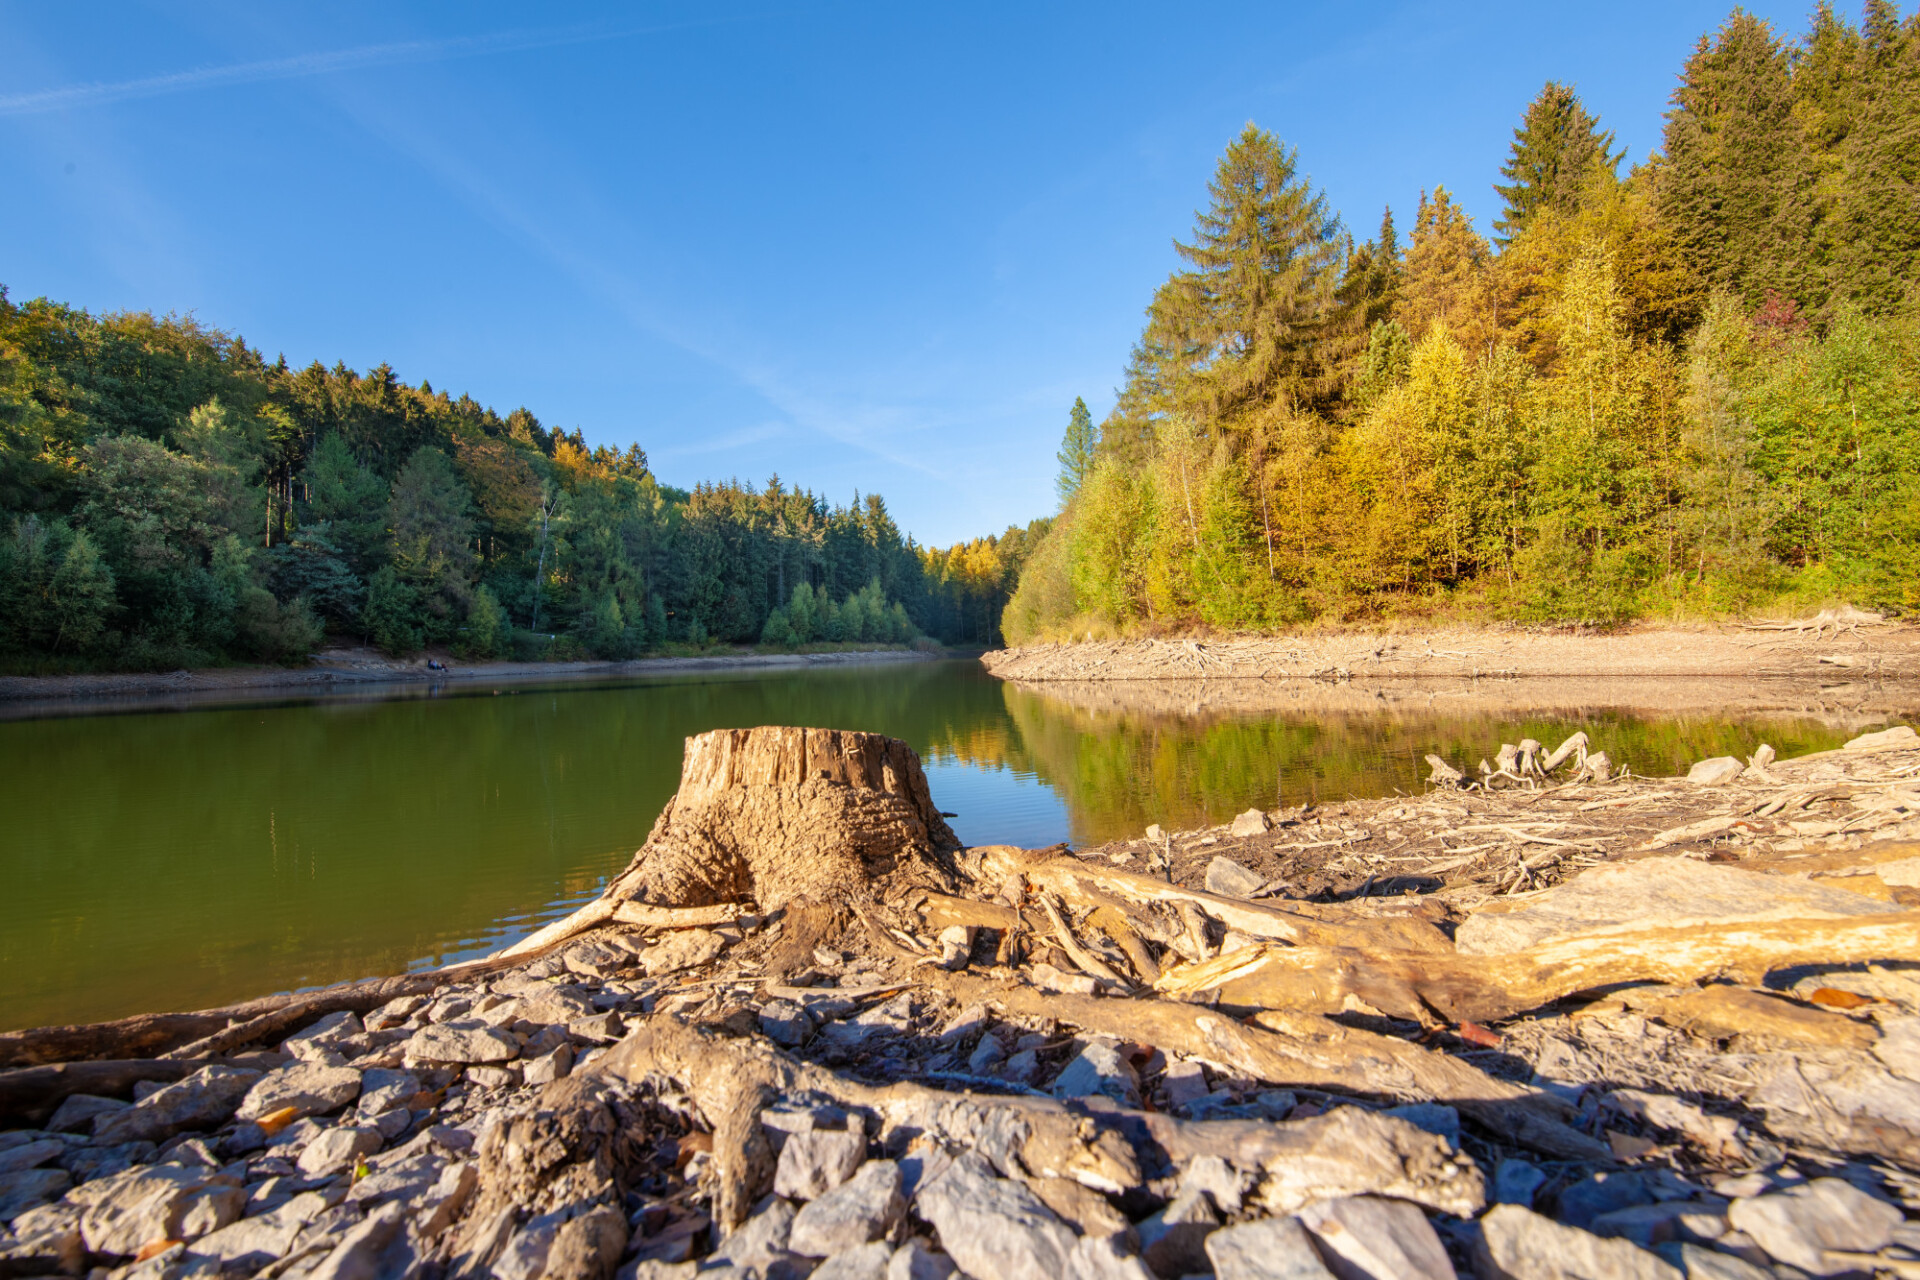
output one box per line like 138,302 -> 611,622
351,1067 -> 421,1122
468,1064 -> 521,1089
1002,1050 -> 1041,1084
1229,810 -> 1271,839
1145,824 -> 1163,842
1179,1154 -> 1246,1215
0,1203 -> 84,1275
1455,856 -> 1901,956
1382,1103 -> 1460,1147
1161,1060 -> 1210,1112
1028,1176 -> 1130,1238
524,1043 -> 575,1085
415,1160 -> 478,1239
570,1011 -> 627,1043
75,1163 -> 208,1257
295,1126 -> 382,1178
1873,1015 -> 1920,1079
283,1011 -> 366,1062
0,1139 -> 64,1175
1556,1172 -> 1653,1230
549,1204 -> 630,1280
346,1150 -> 441,1209
563,937 -> 637,979
643,929 -> 729,976
1050,1043 -> 1141,1108
812,1240 -> 896,1280
1252,1107 -> 1486,1218
366,994 -> 427,1031
1589,1200 -> 1729,1248
306,1199 -> 406,1280
1652,1242 -> 1773,1279
713,1196 -> 797,1269
1136,1187 -> 1219,1277
1476,1205 -> 1681,1280
1205,1216 -> 1337,1280
46,1093 -> 128,1134
790,1159 -> 905,1257
938,1005 -> 990,1043
178,1183 -> 246,1238
888,1240 -> 957,1280
180,1191 -> 326,1271
1028,964 -> 1098,996
92,1065 -> 262,1145
967,1036 -> 1005,1074
774,1124 -> 867,1201
1845,725 -> 1919,752
1298,1195 -> 1454,1279
1494,1159 -> 1545,1207
760,999 -> 816,1048
1207,854 -> 1266,895
0,1167 -> 71,1222
914,1152 -> 1076,1280
238,1063 -> 364,1122
1725,1176 -> 1902,1273
60,1140 -> 156,1184
1686,757 -> 1745,786
1065,1232 -> 1157,1280
1605,1090 -> 1744,1161
403,1022 -> 520,1064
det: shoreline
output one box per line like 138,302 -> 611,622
0,645 -> 946,715
982,621 -> 1920,683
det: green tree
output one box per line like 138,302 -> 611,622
363,566 -> 422,655
48,527 -> 115,653
1056,397 -> 1099,506
465,584 -> 509,658
1493,82 -> 1623,243
388,447 -> 476,643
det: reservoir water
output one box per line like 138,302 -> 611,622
0,657 -> 1899,1030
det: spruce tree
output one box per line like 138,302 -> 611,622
1056,397 -> 1099,506
1831,1 -> 1920,310
1493,83 -> 1623,243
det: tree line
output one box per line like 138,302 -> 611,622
1008,3 -> 1920,641
0,297 -> 1045,669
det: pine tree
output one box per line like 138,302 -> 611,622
1493,82 -> 1623,243
1398,188 -> 1497,356
49,527 -> 115,653
1831,1 -> 1920,310
1056,397 -> 1099,506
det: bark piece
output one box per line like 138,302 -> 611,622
1620,986 -> 1878,1051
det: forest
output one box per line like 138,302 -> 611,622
1007,3 -> 1920,641
0,293 -> 1046,669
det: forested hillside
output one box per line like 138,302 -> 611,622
0,297 -> 1045,669
1008,4 -> 1920,641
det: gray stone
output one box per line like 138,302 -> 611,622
46,1093 -> 128,1134
1229,810 -> 1271,839
1455,857 -> 1900,956
938,1004 -> 990,1043
1475,1205 -> 1681,1280
760,999 -> 816,1048
0,1138 -> 64,1175
180,1191 -> 325,1271
496,1203 -> 574,1280
1556,1171 -> 1654,1230
306,1199 -> 406,1280
967,1035 -> 1005,1074
75,1163 -> 209,1256
1173,1157 -> 1246,1218
0,1202 -> 84,1276
1652,1242 -> 1773,1280
1589,1200 -> 1730,1248
1001,1049 -> 1041,1084
1725,1176 -> 1902,1274
1051,1043 -> 1141,1108
524,1043 -> 575,1085
1686,757 -> 1745,786
178,1183 -> 246,1239
283,1011 -> 366,1062
296,1126 -> 382,1178
1207,854 -> 1266,894
346,1150 -> 441,1208
1494,1159 -> 1545,1207
888,1241 -> 958,1280
1298,1195 -> 1454,1279
59,1139 -> 154,1186
351,1067 -> 420,1122
713,1195 -> 797,1270
642,928 -> 728,976
1846,725 -> 1919,751
239,1062 -> 364,1122
812,1240 -> 895,1280
1065,1233 -> 1157,1280
1161,1060 -> 1210,1112
1205,1216 -> 1338,1280
1382,1103 -> 1460,1147
914,1151 -> 1075,1280
775,1125 -> 867,1201
0,1167 -> 71,1222
790,1159 -> 905,1257
1136,1186 -> 1219,1277
93,1065 -> 262,1144
414,1160 -> 478,1240
403,1022 -> 520,1064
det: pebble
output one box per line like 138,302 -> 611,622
967,1035 -> 1006,1074
913,1152 -> 1076,1280
789,1159 -> 905,1257
1298,1195 -> 1455,1279
1001,1049 -> 1041,1084
1207,853 -> 1266,893
1205,1216 -> 1338,1280
1725,1176 -> 1902,1273
774,1124 -> 867,1201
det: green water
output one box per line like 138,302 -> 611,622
0,659 -> 1887,1030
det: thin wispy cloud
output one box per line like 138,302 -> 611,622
0,19 -> 705,118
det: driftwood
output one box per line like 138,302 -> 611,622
1152,911 -> 1920,1024
0,1059 -> 201,1127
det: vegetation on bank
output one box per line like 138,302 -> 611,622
1008,4 -> 1920,643
0,294 -> 1046,671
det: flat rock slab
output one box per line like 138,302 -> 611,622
238,1063 -> 363,1122
1455,856 -> 1901,955
774,1126 -> 867,1201
643,929 -> 729,977
1686,757 -> 1745,785
1299,1195 -> 1455,1279
1726,1177 -> 1901,1273
789,1160 -> 904,1257
1206,856 -> 1266,896
1205,1217 -> 1336,1280
914,1152 -> 1075,1280
1475,1205 -> 1680,1280
1229,811 -> 1271,839
404,1023 -> 520,1064
92,1065 -> 261,1145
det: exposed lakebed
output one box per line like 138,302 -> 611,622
0,658 -> 1906,1029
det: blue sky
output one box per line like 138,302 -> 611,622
1,2 -> 1817,546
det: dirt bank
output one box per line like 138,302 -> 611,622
0,645 -> 938,712
983,620 -> 1920,683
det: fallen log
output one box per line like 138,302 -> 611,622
1153,911 -> 1920,1025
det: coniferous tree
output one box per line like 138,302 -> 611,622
1493,82 -> 1623,243
1830,2 -> 1920,309
1056,397 -> 1099,506
1398,188 -> 1497,356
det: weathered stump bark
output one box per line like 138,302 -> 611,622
503,728 -> 961,957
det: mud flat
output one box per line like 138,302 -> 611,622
5,725 -> 1920,1278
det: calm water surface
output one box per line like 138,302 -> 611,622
0,658 -> 1892,1029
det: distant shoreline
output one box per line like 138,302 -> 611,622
0,645 -> 949,714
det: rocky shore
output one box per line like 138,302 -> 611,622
4,724 -> 1920,1279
